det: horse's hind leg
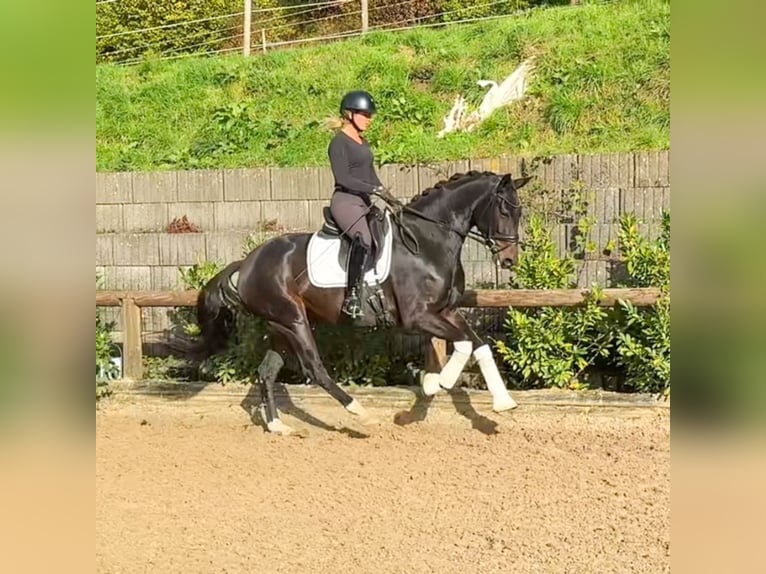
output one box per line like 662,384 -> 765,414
256,347 -> 294,435
269,316 -> 378,425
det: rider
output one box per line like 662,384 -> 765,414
327,90 -> 396,318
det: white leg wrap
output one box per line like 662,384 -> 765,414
473,344 -> 518,412
439,340 -> 473,390
422,372 -> 442,396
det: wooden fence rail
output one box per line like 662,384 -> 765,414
96,288 -> 663,381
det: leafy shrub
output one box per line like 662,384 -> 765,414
193,303 -> 418,388
495,209 -> 670,394
96,314 -> 117,399
170,260 -> 225,338
613,212 -> 670,394
315,325 -> 420,388
618,211 -> 670,289
495,213 -> 614,389
96,276 -> 119,398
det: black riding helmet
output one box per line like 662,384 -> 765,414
340,90 -> 377,116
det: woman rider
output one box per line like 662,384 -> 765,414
327,90 -> 395,318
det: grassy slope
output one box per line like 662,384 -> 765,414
96,0 -> 669,171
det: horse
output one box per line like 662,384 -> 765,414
195,170 -> 532,434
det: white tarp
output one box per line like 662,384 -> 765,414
437,58 -> 535,138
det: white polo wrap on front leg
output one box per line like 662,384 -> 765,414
421,372 -> 442,396
473,344 -> 518,412
438,340 -> 473,390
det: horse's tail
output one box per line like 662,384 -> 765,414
195,260 -> 243,359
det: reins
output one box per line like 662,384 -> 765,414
384,176 -> 520,256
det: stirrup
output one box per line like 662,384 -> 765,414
342,288 -> 364,318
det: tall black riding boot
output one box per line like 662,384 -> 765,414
341,239 -> 369,319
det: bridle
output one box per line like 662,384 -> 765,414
473,180 -> 521,256
390,176 -> 521,256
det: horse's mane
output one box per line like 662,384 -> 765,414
407,170 -> 496,205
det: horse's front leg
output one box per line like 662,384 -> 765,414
415,310 -> 517,412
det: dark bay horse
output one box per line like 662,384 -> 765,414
196,170 -> 531,434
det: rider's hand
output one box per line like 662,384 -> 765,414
370,193 -> 388,210
373,186 -> 402,207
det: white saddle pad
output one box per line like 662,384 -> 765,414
307,212 -> 394,289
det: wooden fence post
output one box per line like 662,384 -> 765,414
243,0 -> 251,56
361,0 -> 369,33
121,297 -> 143,380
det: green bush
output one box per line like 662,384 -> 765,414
190,299 -> 418,388
495,210 -> 670,394
495,213 -> 614,389
613,212 -> 670,394
171,259 -> 225,338
96,276 -> 119,399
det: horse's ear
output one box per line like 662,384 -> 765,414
512,175 -> 533,189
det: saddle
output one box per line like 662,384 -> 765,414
319,205 -> 390,272
307,206 -> 395,326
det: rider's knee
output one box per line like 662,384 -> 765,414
352,230 -> 372,251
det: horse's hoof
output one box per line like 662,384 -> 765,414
345,399 -> 366,416
492,396 -> 518,413
266,419 -> 294,435
346,399 -> 380,426
421,373 -> 442,396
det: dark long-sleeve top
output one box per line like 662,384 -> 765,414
328,131 -> 382,205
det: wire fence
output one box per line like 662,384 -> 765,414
97,0 -> 552,65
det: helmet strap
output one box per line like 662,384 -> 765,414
347,111 -> 364,133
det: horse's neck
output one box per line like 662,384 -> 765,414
412,182 -> 487,237
401,183 -> 488,268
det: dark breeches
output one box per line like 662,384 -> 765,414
330,191 -> 372,250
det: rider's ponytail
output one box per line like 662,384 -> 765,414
323,116 -> 345,131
